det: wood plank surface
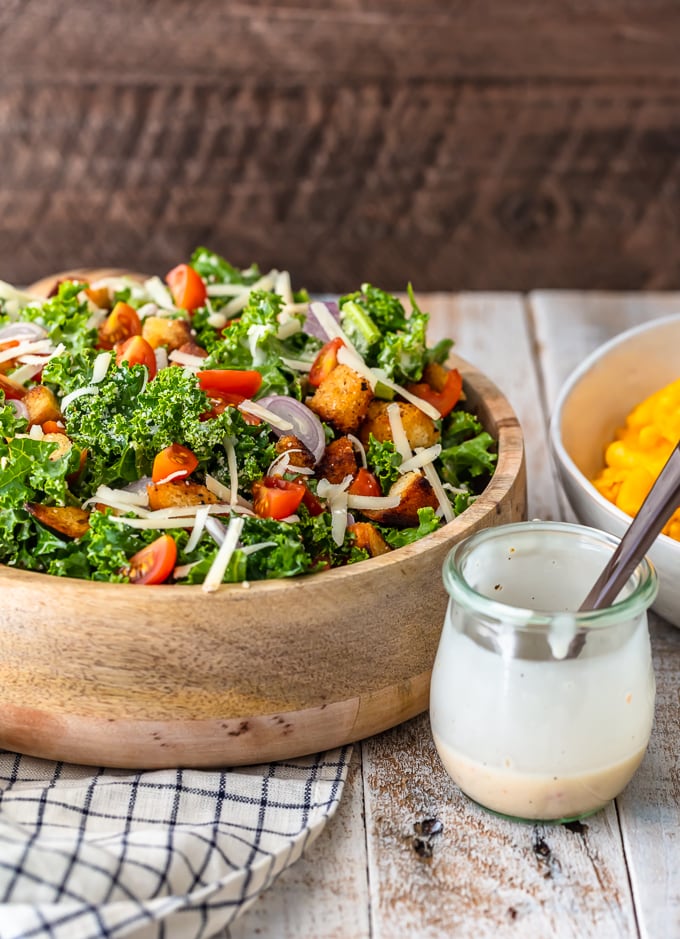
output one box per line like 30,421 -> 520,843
1,2 -> 679,291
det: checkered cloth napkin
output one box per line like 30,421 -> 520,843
0,746 -> 351,939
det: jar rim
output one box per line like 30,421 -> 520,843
443,520 -> 659,630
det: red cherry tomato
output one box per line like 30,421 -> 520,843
200,390 -> 262,425
308,337 -> 344,387
152,443 -> 199,484
166,264 -> 207,313
0,372 -> 27,400
115,335 -> 158,379
252,476 -> 307,520
126,534 -> 177,585
98,301 -> 142,350
197,369 -> 262,397
408,368 -> 463,418
348,468 -> 381,497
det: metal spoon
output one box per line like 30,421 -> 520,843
567,441 -> 680,657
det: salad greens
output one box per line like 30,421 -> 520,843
0,249 -> 497,587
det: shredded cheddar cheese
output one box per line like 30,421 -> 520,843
591,377 -> 680,541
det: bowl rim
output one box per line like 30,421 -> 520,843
549,312 -> 680,553
0,352 -> 525,599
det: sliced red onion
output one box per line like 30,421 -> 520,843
7,398 -> 29,421
122,476 -> 152,494
258,395 -> 326,463
205,516 -> 227,546
304,300 -> 339,341
0,322 -> 48,342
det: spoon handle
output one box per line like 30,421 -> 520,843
579,441 -> 680,612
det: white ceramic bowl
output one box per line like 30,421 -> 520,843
550,314 -> 680,627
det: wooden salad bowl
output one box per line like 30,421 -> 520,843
0,270 -> 527,769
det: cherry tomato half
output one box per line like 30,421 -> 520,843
97,301 -> 142,350
200,390 -> 262,425
152,443 -> 199,484
197,369 -> 262,398
252,476 -> 307,520
408,367 -> 463,418
348,468 -> 381,497
0,372 -> 27,400
115,335 -> 158,379
308,337 -> 344,387
126,534 -> 177,585
166,263 -> 207,313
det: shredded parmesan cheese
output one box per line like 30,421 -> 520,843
144,276 -> 176,310
224,437 -> 239,506
238,399 -> 293,431
317,475 -> 352,545
61,385 -> 99,410
399,443 -> 442,475
202,516 -> 245,592
279,356 -> 313,372
421,458 -> 455,523
0,338 -> 53,364
387,403 -> 413,462
168,349 -> 206,368
347,434 -> 367,468
346,493 -> 401,511
185,505 -> 211,553
91,351 -> 112,384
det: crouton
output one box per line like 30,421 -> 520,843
42,433 -> 73,461
275,435 -> 317,471
317,436 -> 358,484
142,316 -> 193,352
362,471 -> 438,527
307,364 -> 374,434
348,521 -> 391,557
23,385 -> 62,427
359,400 -> 440,450
176,339 -> 208,359
25,503 -> 90,539
147,480 -> 220,510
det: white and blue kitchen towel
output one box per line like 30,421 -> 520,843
0,747 -> 350,939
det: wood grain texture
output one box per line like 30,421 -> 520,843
1,2 -> 679,290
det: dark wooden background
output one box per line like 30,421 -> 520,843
2,1 -> 680,292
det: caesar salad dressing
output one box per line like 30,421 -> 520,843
430,522 -> 657,821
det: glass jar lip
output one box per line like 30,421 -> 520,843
443,520 -> 659,629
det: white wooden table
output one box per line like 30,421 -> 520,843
230,292 -> 680,939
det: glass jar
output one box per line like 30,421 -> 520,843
429,521 -> 658,823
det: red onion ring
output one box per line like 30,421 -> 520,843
258,395 -> 326,463
304,300 -> 339,341
7,398 -> 29,422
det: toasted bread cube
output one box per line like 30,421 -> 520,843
348,521 -> 391,557
359,400 -> 440,450
142,316 -> 193,351
176,339 -> 209,359
317,436 -> 358,484
42,432 -> 73,461
275,434 -> 317,471
25,503 -> 90,539
308,364 -> 374,434
362,471 -> 438,527
147,480 -> 219,510
23,385 -> 62,427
